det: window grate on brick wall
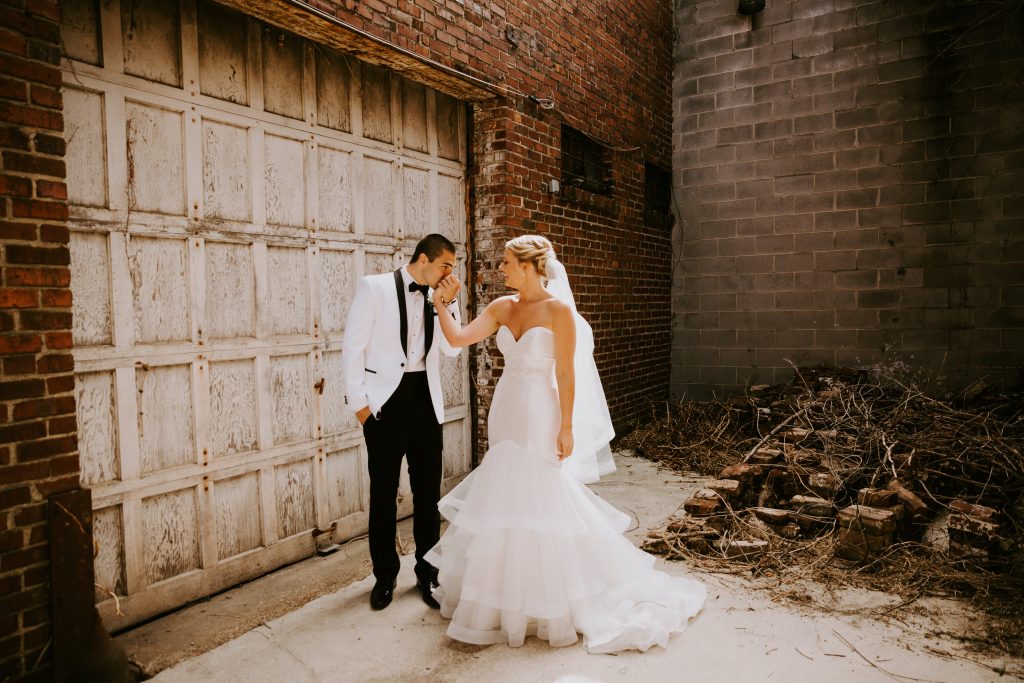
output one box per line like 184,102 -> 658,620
561,125 -> 612,195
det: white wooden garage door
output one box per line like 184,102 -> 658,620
61,0 -> 470,630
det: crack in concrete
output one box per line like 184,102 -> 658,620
253,626 -> 319,682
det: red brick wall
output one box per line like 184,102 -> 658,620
672,0 -> 1024,398
469,97 -> 673,452
296,0 -> 675,440
0,1 -> 75,680
304,0 -> 673,159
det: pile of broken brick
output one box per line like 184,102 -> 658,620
639,367 -> 1022,584
657,439 -> 1012,566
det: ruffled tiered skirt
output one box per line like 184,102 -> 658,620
424,439 -> 705,654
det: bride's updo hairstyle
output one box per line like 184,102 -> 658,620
505,234 -> 554,277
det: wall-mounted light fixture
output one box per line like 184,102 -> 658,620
738,0 -> 765,15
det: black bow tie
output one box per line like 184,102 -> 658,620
408,282 -> 429,296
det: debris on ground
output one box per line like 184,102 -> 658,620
623,366 -> 1024,658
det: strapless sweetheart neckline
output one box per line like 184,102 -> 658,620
498,324 -> 553,343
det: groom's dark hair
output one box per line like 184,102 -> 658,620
410,233 -> 456,263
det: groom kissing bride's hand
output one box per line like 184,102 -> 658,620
432,275 -> 461,310
344,232 -> 704,654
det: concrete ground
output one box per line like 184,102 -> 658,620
119,454 -> 1022,683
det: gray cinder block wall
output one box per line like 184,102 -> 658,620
671,0 -> 1024,398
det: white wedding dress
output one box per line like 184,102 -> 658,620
424,323 -> 706,654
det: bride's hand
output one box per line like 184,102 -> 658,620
556,427 -> 573,460
434,275 -> 461,305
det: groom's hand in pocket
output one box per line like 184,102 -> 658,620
356,406 -> 371,425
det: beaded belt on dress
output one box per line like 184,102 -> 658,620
503,358 -> 555,377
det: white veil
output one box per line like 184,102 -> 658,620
545,255 -> 617,483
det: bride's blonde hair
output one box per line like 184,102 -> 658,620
505,234 -> 554,277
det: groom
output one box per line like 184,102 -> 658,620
342,234 -> 463,610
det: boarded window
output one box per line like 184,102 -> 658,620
561,125 -> 611,195
644,163 -> 674,229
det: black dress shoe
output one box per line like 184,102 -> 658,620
416,577 -> 441,609
370,578 -> 396,610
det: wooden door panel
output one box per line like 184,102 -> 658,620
314,47 -> 352,133
324,446 -> 363,521
360,63 -> 392,144
402,80 -> 428,154
269,354 -> 312,446
126,102 -> 187,215
137,364 -> 196,474
208,359 -> 259,457
69,232 -> 113,345
127,236 -> 191,343
63,87 -> 109,207
436,92 -> 462,162
442,421 -> 469,479
204,241 -> 256,339
438,172 -> 465,243
266,247 -> 310,336
320,350 -> 356,435
213,472 -> 263,560
316,146 -> 354,233
317,248 -> 356,337
275,458 -> 316,538
263,133 -> 306,228
76,371 -> 120,486
201,119 -> 252,222
362,156 -> 396,236
402,166 -> 430,239
197,0 -> 249,106
93,505 -> 127,600
61,0 -> 102,66
141,487 -> 201,585
121,0 -> 182,87
260,27 -> 304,121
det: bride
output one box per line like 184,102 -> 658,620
426,234 -> 705,654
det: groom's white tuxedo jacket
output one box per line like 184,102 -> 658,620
342,270 -> 462,424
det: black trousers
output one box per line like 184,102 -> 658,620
362,371 -> 442,583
